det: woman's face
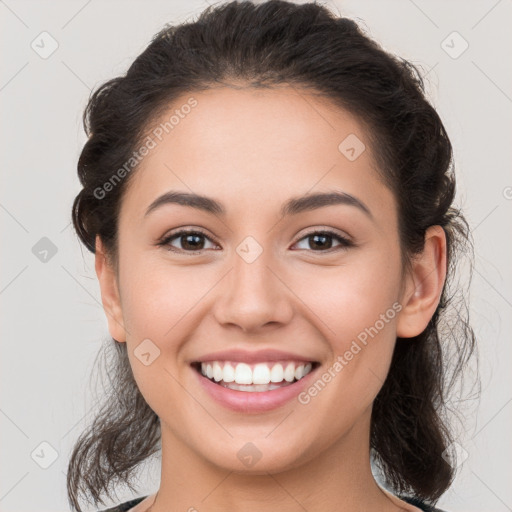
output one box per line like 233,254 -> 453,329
97,86 -> 422,473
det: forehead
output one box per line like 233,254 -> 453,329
120,86 -> 394,224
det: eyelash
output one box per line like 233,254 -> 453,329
157,227 -> 354,255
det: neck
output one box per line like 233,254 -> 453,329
149,408 -> 405,512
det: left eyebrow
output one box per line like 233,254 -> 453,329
144,190 -> 373,220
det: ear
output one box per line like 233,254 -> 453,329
95,235 -> 127,343
396,225 -> 447,338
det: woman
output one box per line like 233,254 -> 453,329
66,1 -> 478,511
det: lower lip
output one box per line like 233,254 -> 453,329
193,364 -> 319,413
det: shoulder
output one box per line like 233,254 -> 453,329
400,495 -> 449,512
97,496 -> 148,512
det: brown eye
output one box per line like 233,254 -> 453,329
157,228 -> 353,255
158,229 -> 217,253
292,230 -> 353,252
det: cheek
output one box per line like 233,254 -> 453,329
118,251 -> 195,412
290,251 -> 402,410
297,251 -> 401,341
291,261 -> 401,429
119,249 -> 206,336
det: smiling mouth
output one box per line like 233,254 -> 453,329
191,360 -> 321,392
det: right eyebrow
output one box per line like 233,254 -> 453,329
280,190 -> 373,220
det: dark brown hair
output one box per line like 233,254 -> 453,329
67,1 -> 479,510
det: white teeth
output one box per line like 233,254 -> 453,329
222,363 -> 235,382
294,363 -> 312,380
213,362 -> 223,382
220,382 -> 292,392
270,363 -> 284,383
283,362 -> 295,382
199,360 -> 315,386
234,362 -> 252,384
294,364 -> 305,380
252,363 -> 271,384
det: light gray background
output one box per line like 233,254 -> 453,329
1,1 -> 511,511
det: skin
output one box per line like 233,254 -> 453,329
95,85 -> 447,512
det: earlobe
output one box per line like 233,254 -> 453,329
396,226 -> 447,338
95,235 -> 127,343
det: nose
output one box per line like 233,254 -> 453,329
212,249 -> 294,335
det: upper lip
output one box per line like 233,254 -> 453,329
191,349 -> 319,364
